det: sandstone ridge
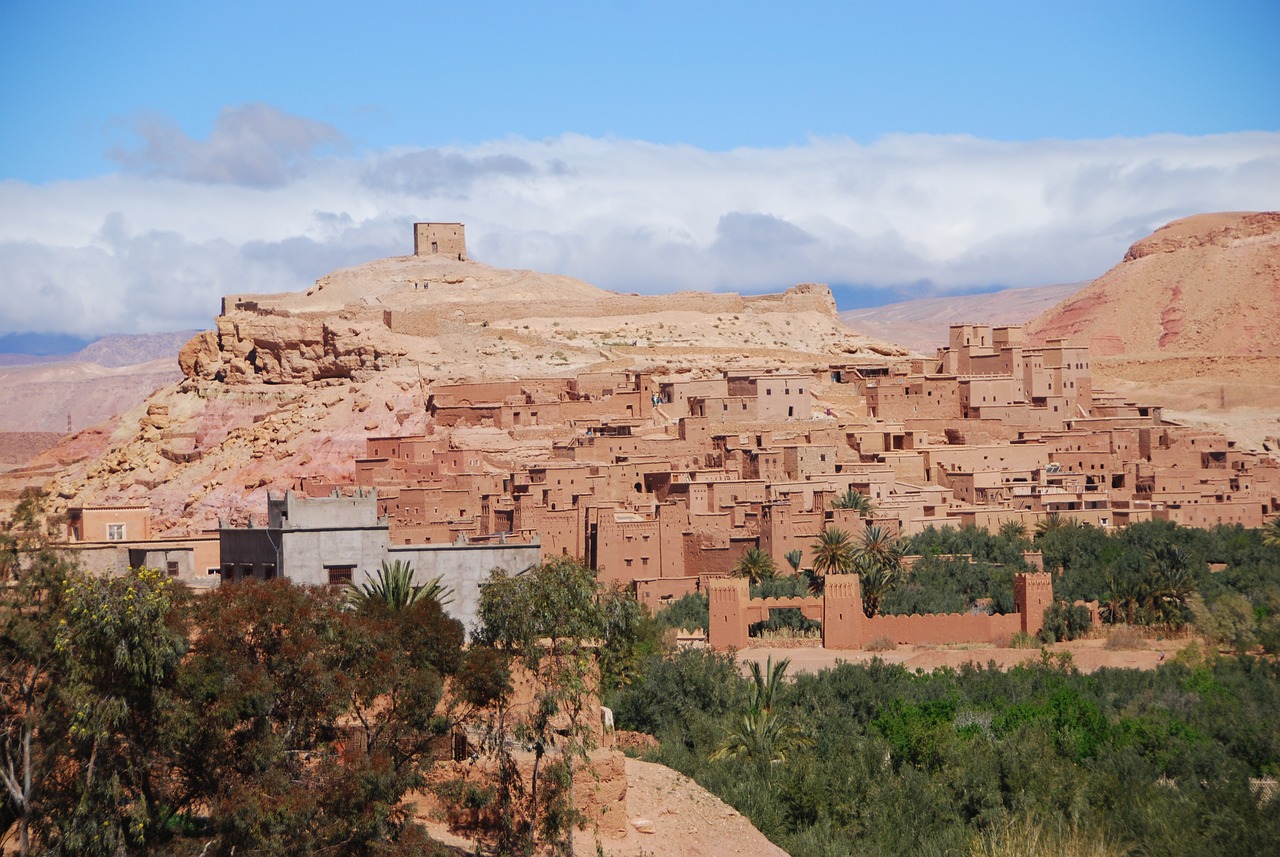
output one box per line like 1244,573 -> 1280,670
183,255 -> 885,385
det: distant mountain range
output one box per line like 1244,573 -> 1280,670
0,330 -> 203,368
0,331 -> 202,436
839,283 -> 1085,354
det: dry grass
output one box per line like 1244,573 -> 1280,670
1009,631 -> 1041,649
971,814 -> 1131,857
865,636 -> 897,652
1104,626 -> 1144,651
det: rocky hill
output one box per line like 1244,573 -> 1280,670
1026,212 -> 1280,357
7,254 -> 907,531
1026,212 -> 1280,450
839,282 -> 1085,354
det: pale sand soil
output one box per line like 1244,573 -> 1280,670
415,757 -> 787,857
738,634 -> 1192,676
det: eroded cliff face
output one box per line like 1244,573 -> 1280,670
178,256 -> 901,387
180,315 -> 406,384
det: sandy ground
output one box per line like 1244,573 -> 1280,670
416,757 -> 786,857
736,634 -> 1193,676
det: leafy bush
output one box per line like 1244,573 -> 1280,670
1039,601 -> 1093,643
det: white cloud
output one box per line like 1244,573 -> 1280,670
0,116 -> 1276,336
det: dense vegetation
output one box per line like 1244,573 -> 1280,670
610,649 -> 1280,856
4,485 -> 1280,856
606,520 -> 1280,855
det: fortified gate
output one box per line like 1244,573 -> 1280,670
707,571 -> 1053,650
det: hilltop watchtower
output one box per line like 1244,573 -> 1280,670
414,222 -> 467,260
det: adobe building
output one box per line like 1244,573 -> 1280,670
220,490 -> 540,632
63,504 -> 221,589
413,222 -> 467,260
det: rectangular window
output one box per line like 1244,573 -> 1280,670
166,561 -> 179,578
327,566 -> 354,586
106,523 -> 125,541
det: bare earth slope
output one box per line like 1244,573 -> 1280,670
5,255 -> 907,531
840,282 -> 1084,354
1026,212 -> 1280,357
1025,212 -> 1280,450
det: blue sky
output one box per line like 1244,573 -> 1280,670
1,1 -> 1277,336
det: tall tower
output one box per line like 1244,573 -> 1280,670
413,223 -> 467,260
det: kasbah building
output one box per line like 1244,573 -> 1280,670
63,223 -> 1280,648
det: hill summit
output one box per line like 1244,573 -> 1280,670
1025,211 -> 1280,357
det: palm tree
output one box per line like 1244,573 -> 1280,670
1034,512 -> 1072,540
999,520 -> 1029,544
810,528 -> 856,576
1145,543 -> 1196,627
345,559 -> 452,611
784,549 -> 804,575
733,547 -> 777,585
710,657 -> 812,767
1262,517 -> 1280,548
853,525 -> 902,617
831,488 -> 876,516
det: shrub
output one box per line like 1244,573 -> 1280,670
866,636 -> 897,652
1104,625 -> 1143,650
1009,631 -> 1041,649
1040,601 -> 1093,644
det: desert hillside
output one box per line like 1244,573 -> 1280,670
1026,212 -> 1280,357
839,282 -> 1084,354
1023,212 -> 1280,451
4,254 -> 907,530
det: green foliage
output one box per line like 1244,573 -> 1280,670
784,549 -> 804,573
346,558 -> 452,611
732,546 -> 777,584
1039,601 -> 1093,643
710,658 -> 812,767
830,488 -> 875,515
810,527 -> 855,576
614,652 -> 1280,857
474,557 -> 650,853
44,567 -> 188,855
1192,593 -> 1257,653
653,592 -> 709,634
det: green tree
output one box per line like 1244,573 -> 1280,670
475,557 -> 614,855
346,558 -> 452,611
0,493 -> 77,856
1261,517 -> 1280,548
41,567 -> 188,855
733,547 -> 778,585
1145,543 -> 1196,627
810,528 -> 856,576
998,520 -> 1029,545
1191,593 -> 1257,653
831,489 -> 875,516
710,657 -> 811,768
784,549 -> 804,574
854,525 -> 902,618
1034,512 -> 1073,540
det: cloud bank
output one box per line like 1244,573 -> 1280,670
1,104 -> 1276,336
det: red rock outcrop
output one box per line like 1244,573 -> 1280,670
1025,212 -> 1280,357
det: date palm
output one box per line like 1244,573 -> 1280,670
810,528 -> 856,576
345,559 -> 452,611
784,549 -> 804,574
853,525 -> 902,617
831,488 -> 876,516
1263,517 -> 1280,548
733,547 -> 777,585
710,657 -> 811,767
